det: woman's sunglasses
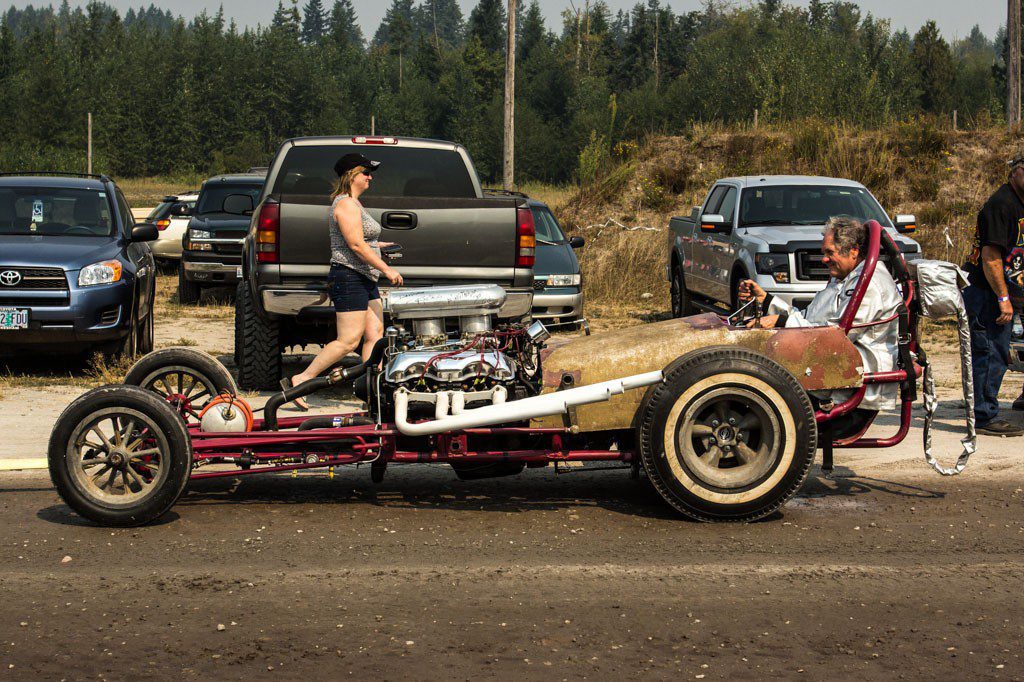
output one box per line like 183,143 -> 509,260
360,169 -> 373,176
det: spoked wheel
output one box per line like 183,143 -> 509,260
124,347 -> 237,421
48,385 -> 192,526
638,347 -> 817,522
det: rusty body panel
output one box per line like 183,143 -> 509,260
534,313 -> 864,432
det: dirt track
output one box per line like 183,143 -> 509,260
1,456 -> 1022,679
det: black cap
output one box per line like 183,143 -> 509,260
334,153 -> 381,177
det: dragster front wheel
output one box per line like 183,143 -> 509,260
48,385 -> 193,527
638,347 -> 817,522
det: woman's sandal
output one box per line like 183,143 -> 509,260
279,377 -> 310,412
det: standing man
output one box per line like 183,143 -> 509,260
962,154 -> 1024,436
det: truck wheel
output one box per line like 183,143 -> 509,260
235,281 -> 281,391
124,347 -> 237,420
638,347 -> 816,522
48,385 -> 192,527
670,265 -> 694,318
177,267 -> 201,305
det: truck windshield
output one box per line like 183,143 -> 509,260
0,187 -> 114,237
272,145 -> 476,198
739,185 -> 892,228
197,184 -> 263,215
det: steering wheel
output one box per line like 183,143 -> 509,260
65,225 -> 96,235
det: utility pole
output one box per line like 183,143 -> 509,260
87,112 -> 93,175
1010,0 -> 1021,126
502,0 -> 516,190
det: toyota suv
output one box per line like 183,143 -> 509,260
0,173 -> 157,359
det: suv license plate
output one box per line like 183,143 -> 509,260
0,307 -> 29,330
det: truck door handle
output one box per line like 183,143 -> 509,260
382,211 -> 417,230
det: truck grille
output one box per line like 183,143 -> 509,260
0,266 -> 68,290
795,251 -> 829,281
532,279 -> 546,291
0,295 -> 69,307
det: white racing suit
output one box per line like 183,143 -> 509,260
766,260 -> 902,411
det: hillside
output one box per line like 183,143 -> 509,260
554,121 -> 1020,326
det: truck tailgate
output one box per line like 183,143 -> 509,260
277,195 -> 521,285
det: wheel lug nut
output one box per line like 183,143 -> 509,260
729,418 -> 737,426
709,438 -> 717,445
711,420 -> 719,427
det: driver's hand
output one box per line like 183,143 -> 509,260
746,314 -> 780,329
997,299 -> 1014,325
738,279 -> 767,304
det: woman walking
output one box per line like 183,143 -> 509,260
284,153 -> 403,409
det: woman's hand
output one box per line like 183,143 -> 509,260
383,267 -> 403,286
738,279 -> 767,305
377,241 -> 395,248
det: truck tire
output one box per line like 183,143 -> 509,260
177,267 -> 201,305
48,384 -> 192,527
124,347 -> 237,419
638,347 -> 816,522
670,264 -> 694,317
235,281 -> 281,390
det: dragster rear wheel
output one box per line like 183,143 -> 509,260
48,385 -> 193,527
124,347 -> 237,420
638,347 -> 816,522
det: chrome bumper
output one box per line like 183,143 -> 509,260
261,287 -> 534,319
183,261 -> 240,275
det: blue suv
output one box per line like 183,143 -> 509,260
0,173 -> 158,359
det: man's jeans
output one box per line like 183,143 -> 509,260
963,284 -> 1011,426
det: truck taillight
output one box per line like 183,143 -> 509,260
351,136 -> 398,145
256,200 -> 280,263
516,206 -> 535,268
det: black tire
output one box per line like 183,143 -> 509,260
177,267 -> 201,305
670,264 -> 694,318
638,347 -> 816,522
102,308 -> 138,362
234,281 -> 281,390
47,384 -> 192,526
136,307 -> 154,355
124,347 -> 237,420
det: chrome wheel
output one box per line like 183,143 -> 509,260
676,387 -> 781,490
67,407 -> 170,507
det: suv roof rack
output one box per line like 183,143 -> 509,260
0,171 -> 111,182
483,188 -> 530,199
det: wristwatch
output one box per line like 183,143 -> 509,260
997,295 -> 1011,303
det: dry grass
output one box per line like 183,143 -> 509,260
154,276 -> 234,321
118,176 -> 205,207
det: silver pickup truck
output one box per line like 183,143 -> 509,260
667,175 -> 922,316
234,136 -> 535,390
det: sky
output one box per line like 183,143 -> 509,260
6,0 -> 1007,42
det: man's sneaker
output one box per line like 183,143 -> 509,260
1014,392 -> 1024,411
976,419 -> 1024,437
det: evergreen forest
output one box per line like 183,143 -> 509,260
0,0 -> 1012,183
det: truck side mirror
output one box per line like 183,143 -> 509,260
569,236 -> 585,249
894,214 -> 916,234
223,194 -> 255,215
700,214 -> 727,233
170,202 -> 193,217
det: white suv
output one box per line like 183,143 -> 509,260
146,192 -> 198,263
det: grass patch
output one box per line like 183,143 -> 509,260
118,175 -> 206,208
154,275 -> 234,321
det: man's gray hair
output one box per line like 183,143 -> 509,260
824,216 -> 867,255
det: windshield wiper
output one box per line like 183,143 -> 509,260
537,239 -> 560,246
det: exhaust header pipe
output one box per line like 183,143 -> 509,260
393,370 -> 663,436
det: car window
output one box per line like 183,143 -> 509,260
717,187 -> 738,226
738,185 -> 892,227
116,190 -> 134,230
146,201 -> 173,221
197,183 -> 264,215
704,186 -> 727,215
0,187 -> 114,237
272,145 -> 476,198
531,208 -> 566,243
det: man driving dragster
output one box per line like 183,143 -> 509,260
738,216 -> 903,420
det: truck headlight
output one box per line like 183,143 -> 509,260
754,253 -> 790,284
190,229 -> 212,239
78,260 -> 123,287
546,274 -> 581,287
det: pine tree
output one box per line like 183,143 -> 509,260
301,0 -> 326,43
912,20 -> 955,112
414,0 -> 464,47
468,0 -> 505,53
328,0 -> 362,46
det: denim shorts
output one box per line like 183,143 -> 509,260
327,265 -> 380,313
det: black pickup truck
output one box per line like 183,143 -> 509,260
233,136 -> 536,389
